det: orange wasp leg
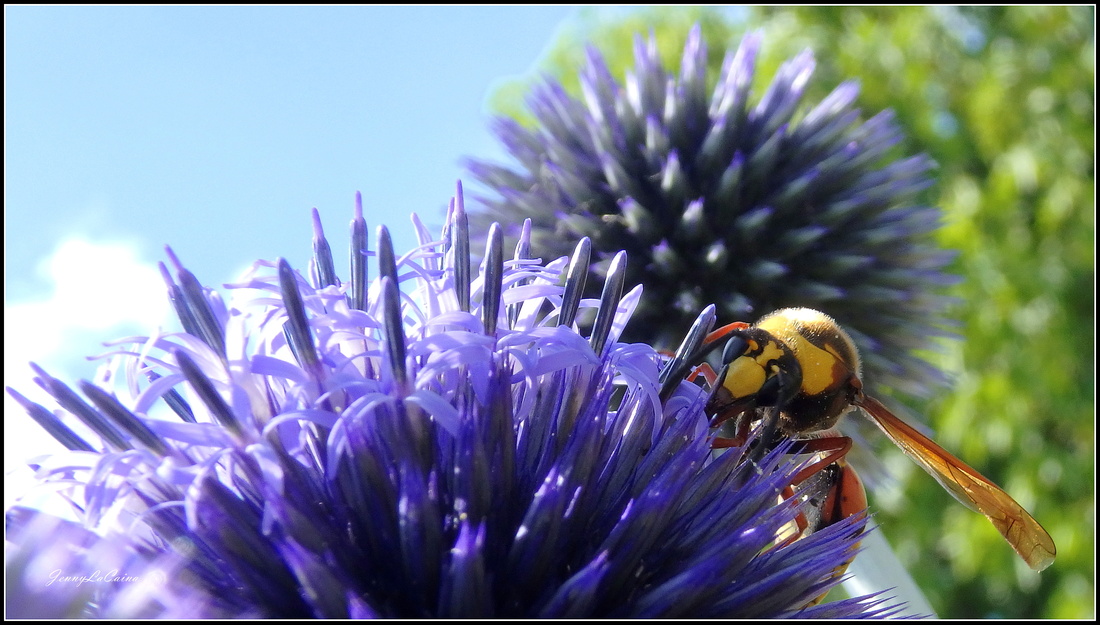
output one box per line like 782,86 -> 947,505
786,436 -> 853,485
776,437 -> 865,537
686,361 -> 719,386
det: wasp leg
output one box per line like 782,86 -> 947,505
786,436 -> 853,486
741,367 -> 801,467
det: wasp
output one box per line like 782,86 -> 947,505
695,307 -> 1055,572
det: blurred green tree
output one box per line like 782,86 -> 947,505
475,5 -> 1093,619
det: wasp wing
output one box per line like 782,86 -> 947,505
856,395 -> 1056,572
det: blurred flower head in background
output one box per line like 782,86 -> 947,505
466,25 -> 958,401
5,186 -> 899,618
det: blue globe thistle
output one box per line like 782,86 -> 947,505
465,26 -> 957,399
6,185 -> 902,618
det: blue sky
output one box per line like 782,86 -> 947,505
5,5 -> 612,491
6,6 -> 581,303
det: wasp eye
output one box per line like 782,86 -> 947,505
722,336 -> 749,365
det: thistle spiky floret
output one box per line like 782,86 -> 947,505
6,184 -> 900,618
466,25 -> 957,399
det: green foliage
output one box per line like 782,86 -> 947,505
484,6 -> 1094,618
746,7 -> 1094,619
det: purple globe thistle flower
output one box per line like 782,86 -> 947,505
6,185 -> 902,618
465,25 -> 958,400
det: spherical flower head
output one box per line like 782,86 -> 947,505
6,184 -> 900,618
465,25 -> 958,399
